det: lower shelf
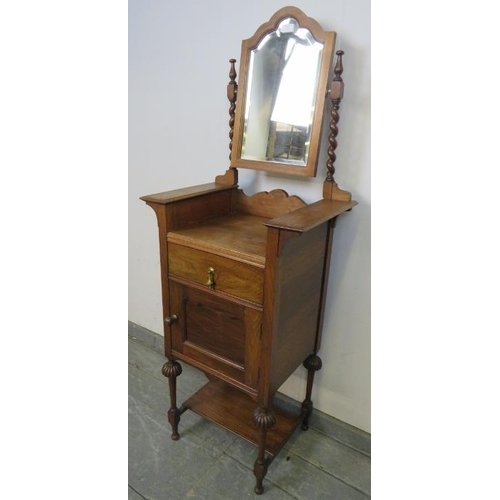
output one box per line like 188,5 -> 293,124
182,379 -> 301,456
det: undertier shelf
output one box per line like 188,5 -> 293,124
182,379 -> 301,456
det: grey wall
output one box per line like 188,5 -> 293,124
129,0 -> 370,432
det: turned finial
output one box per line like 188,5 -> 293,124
333,50 -> 344,82
228,58 -> 237,85
227,58 -> 238,162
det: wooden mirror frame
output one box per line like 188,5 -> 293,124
230,6 -> 336,178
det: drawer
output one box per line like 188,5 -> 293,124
168,243 -> 264,304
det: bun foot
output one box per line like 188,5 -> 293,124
171,433 -> 180,441
254,485 -> 264,495
301,423 -> 309,431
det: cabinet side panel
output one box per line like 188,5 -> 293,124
269,223 -> 328,395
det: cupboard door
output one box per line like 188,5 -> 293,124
169,281 -> 261,389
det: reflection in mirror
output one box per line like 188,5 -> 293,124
241,18 -> 323,166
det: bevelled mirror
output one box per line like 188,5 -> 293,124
231,6 -> 336,177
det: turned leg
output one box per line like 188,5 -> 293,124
301,354 -> 322,431
252,407 -> 276,495
161,360 -> 183,440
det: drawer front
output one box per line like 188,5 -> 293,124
169,281 -> 261,389
168,243 -> 264,304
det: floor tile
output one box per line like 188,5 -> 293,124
179,410 -> 237,454
128,338 -> 168,383
187,455 -> 295,500
225,432 -> 369,499
129,399 -> 229,459
128,486 -> 145,500
128,364 -> 170,414
285,428 -> 371,495
128,338 -> 208,403
129,424 -> 218,500
224,434 -> 260,468
309,412 -> 371,456
269,452 -> 368,500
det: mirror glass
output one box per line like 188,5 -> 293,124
241,18 -> 323,166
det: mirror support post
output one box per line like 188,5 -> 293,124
215,59 -> 239,187
323,51 -> 351,201
326,50 -> 344,184
227,58 -> 238,162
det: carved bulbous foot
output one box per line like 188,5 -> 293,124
302,354 -> 323,372
252,407 -> 277,430
161,360 -> 182,379
162,361 -> 183,440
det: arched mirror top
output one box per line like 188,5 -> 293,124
231,7 -> 336,177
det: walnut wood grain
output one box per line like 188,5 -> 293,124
172,349 -> 258,400
315,218 -> 336,353
168,243 -> 264,303
168,274 -> 263,311
268,224 -> 328,396
215,168 -> 238,186
169,281 -> 261,389
183,379 -> 300,456
140,182 -> 236,205
172,189 -> 234,228
167,213 -> 268,267
235,189 -> 307,218
143,202 -> 175,357
265,199 -> 357,233
244,308 -> 262,388
259,227 -> 280,408
322,180 -> 353,201
181,287 -> 246,366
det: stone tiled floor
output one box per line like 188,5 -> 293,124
129,336 -> 370,499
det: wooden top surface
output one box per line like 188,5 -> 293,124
167,213 -> 269,267
266,199 -> 357,232
140,182 -> 236,205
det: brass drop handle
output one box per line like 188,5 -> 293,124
164,314 -> 179,326
206,267 -> 215,289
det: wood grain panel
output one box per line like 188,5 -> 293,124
269,223 -> 329,395
266,198 -> 357,233
168,243 -> 264,303
183,379 -> 300,456
244,308 -> 262,388
173,190 -> 233,228
140,182 -> 235,205
181,344 -> 246,384
234,189 -> 306,218
168,213 -> 268,267
183,287 -> 246,366
169,281 -> 262,390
